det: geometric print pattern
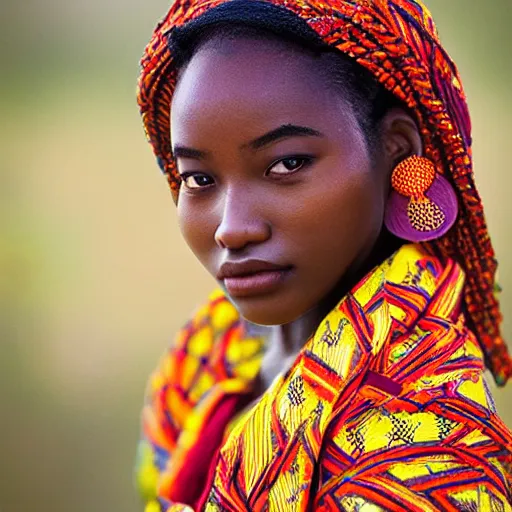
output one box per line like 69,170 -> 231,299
135,244 -> 512,511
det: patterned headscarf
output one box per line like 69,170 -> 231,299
137,0 -> 511,385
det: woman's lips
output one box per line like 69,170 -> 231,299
223,268 -> 292,297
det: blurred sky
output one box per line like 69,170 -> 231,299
1,1 -> 511,511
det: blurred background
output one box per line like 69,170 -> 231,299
1,0 -> 511,510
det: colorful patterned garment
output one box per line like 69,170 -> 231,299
136,244 -> 512,511
137,0 -> 512,386
135,0 -> 512,509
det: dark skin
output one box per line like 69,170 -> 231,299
170,36 -> 422,391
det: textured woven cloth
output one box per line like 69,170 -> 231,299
137,0 -> 512,385
135,244 -> 512,511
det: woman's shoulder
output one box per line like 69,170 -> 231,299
144,289 -> 265,423
317,326 -> 512,508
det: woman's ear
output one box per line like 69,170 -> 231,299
379,107 -> 423,169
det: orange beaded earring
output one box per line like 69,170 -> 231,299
384,156 -> 458,242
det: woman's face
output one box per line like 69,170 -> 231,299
171,37 -> 390,325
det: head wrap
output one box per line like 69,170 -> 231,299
137,0 -> 511,385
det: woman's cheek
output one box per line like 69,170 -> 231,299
178,203 -> 215,257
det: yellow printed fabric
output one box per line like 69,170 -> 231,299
135,244 -> 512,511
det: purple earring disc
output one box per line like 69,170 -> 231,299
384,174 -> 459,242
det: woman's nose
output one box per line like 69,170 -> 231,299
214,191 -> 271,250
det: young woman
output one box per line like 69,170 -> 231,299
135,0 -> 512,510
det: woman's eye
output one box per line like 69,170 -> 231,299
181,173 -> 215,189
267,157 -> 311,176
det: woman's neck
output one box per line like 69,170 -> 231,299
262,233 -> 403,385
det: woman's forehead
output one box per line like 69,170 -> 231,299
171,39 -> 348,128
175,37 -> 322,91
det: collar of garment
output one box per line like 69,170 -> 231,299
154,243 -> 477,508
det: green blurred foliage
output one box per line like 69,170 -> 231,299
0,1 -> 511,511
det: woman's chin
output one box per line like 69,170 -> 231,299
230,295 -> 304,327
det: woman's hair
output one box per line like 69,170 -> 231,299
167,0 -> 404,154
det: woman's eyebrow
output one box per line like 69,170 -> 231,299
171,145 -> 207,161
171,124 -> 324,160
245,124 -> 324,151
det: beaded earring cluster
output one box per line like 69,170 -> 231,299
384,156 -> 458,242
